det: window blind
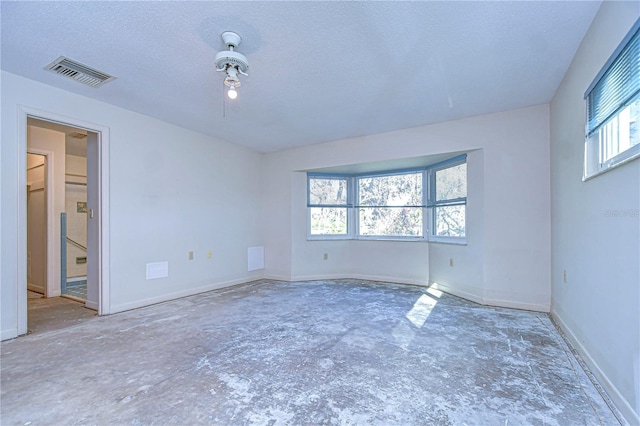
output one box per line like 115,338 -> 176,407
585,19 -> 640,136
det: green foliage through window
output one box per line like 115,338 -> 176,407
307,155 -> 467,241
432,163 -> 466,238
358,172 -> 423,237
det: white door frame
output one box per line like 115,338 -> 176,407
17,106 -> 110,335
26,148 -> 55,297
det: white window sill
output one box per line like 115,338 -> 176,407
307,236 -> 466,244
428,238 -> 467,246
583,147 -> 640,182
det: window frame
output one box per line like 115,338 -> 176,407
307,174 -> 353,240
583,18 -> 640,180
427,156 -> 468,244
306,155 -> 467,244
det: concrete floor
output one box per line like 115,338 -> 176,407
26,291 -> 97,335
2,279 -> 620,425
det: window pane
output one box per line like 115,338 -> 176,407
358,173 -> 422,207
359,207 -> 422,237
599,96 -> 640,163
309,178 -> 347,205
310,207 -> 347,235
435,163 -> 467,201
434,205 -> 465,237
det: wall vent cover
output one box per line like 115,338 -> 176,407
44,56 -> 116,88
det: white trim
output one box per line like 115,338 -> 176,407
348,274 -> 427,287
482,297 -> 549,313
17,106 -> 111,332
97,126 -> 110,314
354,236 -> 426,242
26,148 -> 56,298
110,277 -> 258,314
308,236 -> 427,242
307,235 -> 351,241
27,284 -> 45,294
17,110 -> 28,335
552,312 -> 639,426
429,281 -> 484,305
290,273 -> 428,287
431,282 -> 551,313
1,329 -> 18,341
583,145 -> 640,181
269,274 -> 547,311
429,236 -> 467,246
263,273 -> 291,281
430,281 -> 549,312
85,300 -> 98,310
288,273 -> 348,282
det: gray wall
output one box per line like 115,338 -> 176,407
263,105 -> 551,312
550,2 -> 640,423
1,71 -> 265,339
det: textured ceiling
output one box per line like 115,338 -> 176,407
1,1 -> 601,152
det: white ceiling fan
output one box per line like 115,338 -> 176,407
215,31 -> 249,100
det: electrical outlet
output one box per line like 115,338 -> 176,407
563,269 -> 567,283
323,253 -> 328,260
188,251 -> 194,260
207,250 -> 213,259
449,258 -> 454,267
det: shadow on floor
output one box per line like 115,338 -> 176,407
27,291 -> 97,335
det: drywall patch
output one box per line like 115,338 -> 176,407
247,246 -> 264,271
146,261 -> 168,280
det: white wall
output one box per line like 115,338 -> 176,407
263,104 -> 551,311
1,71 -> 264,339
65,154 -> 88,279
550,2 -> 640,424
28,126 -> 66,297
26,153 -> 47,293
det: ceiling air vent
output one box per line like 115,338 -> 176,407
69,132 -> 87,139
44,56 -> 116,88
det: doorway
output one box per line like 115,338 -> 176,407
17,108 -> 111,336
26,119 -> 95,333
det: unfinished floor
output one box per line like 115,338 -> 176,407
1,279 -> 620,425
26,291 -> 97,335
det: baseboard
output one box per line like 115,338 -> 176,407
483,297 -> 549,313
290,273 -> 351,282
265,275 -> 548,312
1,328 -> 18,341
27,283 -> 45,294
85,300 -> 98,311
429,281 -> 484,305
263,273 -> 291,282
289,273 -> 428,287
348,274 -> 428,287
110,277 -> 260,314
552,312 -> 638,426
429,281 -> 549,312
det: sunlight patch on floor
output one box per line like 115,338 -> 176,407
406,294 -> 437,328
